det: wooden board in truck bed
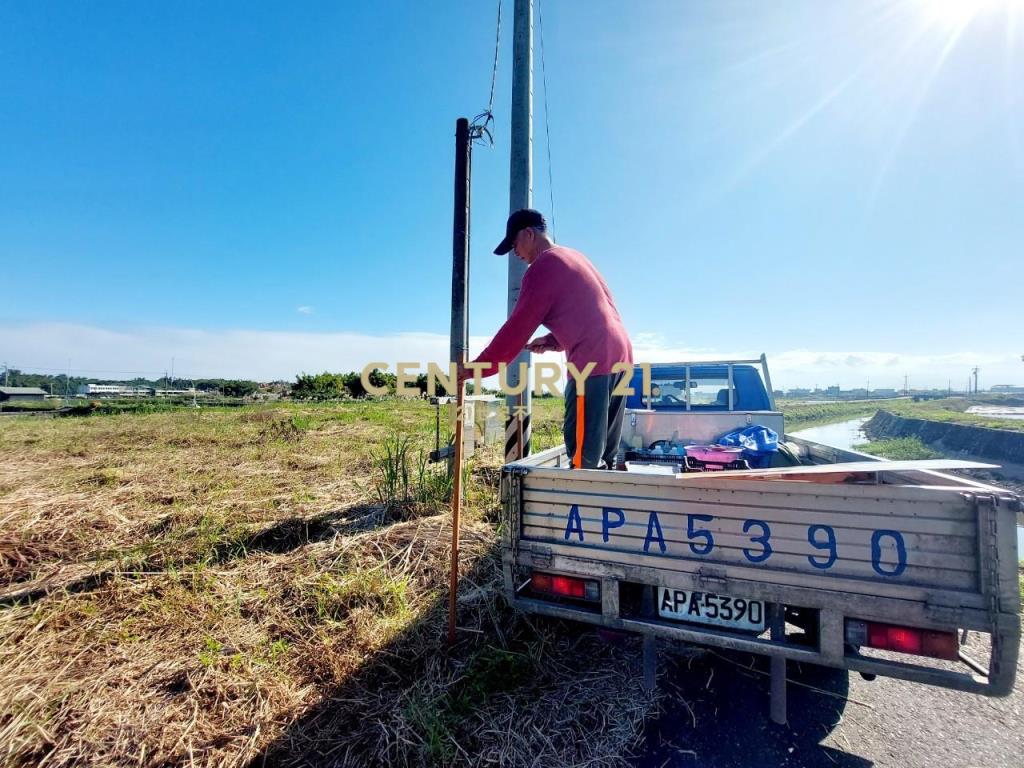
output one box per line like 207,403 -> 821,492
669,458 -> 997,478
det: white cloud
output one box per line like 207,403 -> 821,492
1,322 -> 1020,389
296,306 -> 314,315
627,338 -> 1021,391
1,323 -> 467,381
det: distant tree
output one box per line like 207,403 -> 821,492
221,380 -> 258,398
293,372 -> 347,400
339,372 -> 365,398
369,369 -> 397,394
290,370 -> 401,400
339,369 -> 395,398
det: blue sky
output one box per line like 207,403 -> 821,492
2,0 -> 1022,388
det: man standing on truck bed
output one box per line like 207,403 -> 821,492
459,209 -> 633,469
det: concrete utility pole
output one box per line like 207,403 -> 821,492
972,367 -> 979,395
505,0 -> 534,462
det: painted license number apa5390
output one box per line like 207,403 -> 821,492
657,587 -> 765,631
559,504 -> 910,577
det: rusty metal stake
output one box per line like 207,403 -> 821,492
768,603 -> 788,725
447,381 -> 466,646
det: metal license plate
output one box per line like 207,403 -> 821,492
657,587 -> 765,632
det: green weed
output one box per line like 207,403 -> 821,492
371,432 -> 453,514
854,437 -> 942,460
198,636 -> 223,667
306,568 -> 410,622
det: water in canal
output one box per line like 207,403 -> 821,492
966,405 -> 1024,421
790,416 -> 871,452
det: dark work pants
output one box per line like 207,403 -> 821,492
563,371 -> 627,470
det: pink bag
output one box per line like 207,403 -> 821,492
683,444 -> 745,463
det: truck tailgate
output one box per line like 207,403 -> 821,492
513,467 -> 1003,611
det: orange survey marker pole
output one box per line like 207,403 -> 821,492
573,394 -> 585,468
447,379 -> 466,646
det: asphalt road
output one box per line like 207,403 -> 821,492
636,627 -> 1023,768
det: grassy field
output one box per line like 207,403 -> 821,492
4,393 -> 1020,766
0,397 -> 659,767
0,399 -> 63,413
883,398 -> 1024,432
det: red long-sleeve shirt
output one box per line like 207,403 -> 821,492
472,246 -> 633,378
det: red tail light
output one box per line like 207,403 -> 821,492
530,571 -> 600,602
847,620 -> 958,660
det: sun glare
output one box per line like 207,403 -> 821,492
916,0 -> 1020,29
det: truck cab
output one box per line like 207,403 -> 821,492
617,357 -> 784,470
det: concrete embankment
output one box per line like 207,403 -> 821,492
865,410 -> 1024,465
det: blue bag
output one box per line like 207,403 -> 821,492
717,426 -> 779,468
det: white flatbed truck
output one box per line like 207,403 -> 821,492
499,357 -> 1021,722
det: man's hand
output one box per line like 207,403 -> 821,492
526,337 -> 553,354
455,362 -> 486,389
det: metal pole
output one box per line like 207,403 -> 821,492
451,118 -> 471,370
505,0 -> 533,463
448,117 -> 472,646
768,603 -> 788,725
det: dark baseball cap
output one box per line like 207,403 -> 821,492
494,209 -> 547,255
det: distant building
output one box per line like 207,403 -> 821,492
75,384 -> 205,398
77,384 -> 154,398
0,386 -> 47,401
991,384 -> 1024,394
786,388 -> 812,397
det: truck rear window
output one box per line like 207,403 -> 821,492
649,376 -> 732,408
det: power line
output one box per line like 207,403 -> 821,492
471,0 -> 503,146
486,0 -> 502,117
538,0 -> 556,238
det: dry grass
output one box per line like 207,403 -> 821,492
0,398 -> 658,767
